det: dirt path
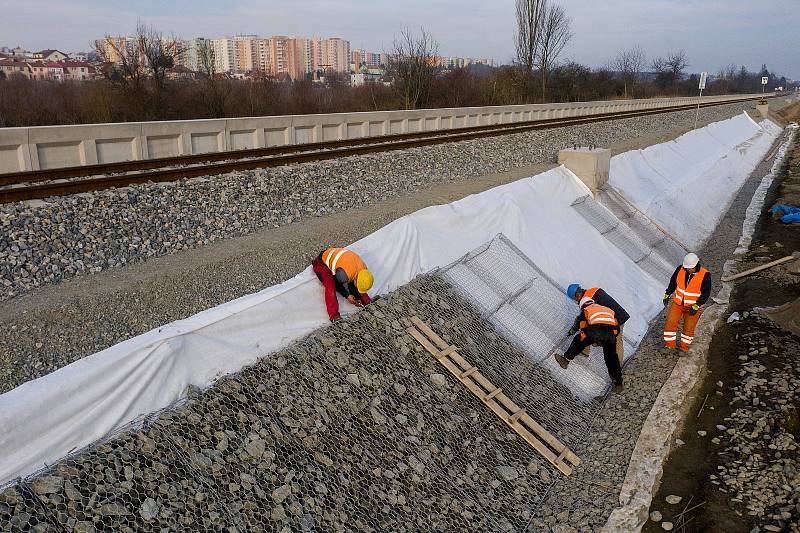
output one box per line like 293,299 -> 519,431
644,135 -> 800,532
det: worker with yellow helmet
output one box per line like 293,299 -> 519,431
312,247 -> 374,322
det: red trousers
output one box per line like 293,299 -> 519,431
663,302 -> 701,352
312,254 -> 370,320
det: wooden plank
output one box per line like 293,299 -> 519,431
509,409 -> 526,424
410,316 -> 450,350
484,387 -> 503,401
459,366 -> 479,379
407,322 -> 575,476
720,254 -> 796,282
436,346 -> 458,359
409,316 -> 581,468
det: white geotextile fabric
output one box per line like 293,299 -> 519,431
609,113 -> 781,250
0,113 -> 779,485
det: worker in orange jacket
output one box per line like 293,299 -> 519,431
554,296 -> 623,387
663,253 -> 711,352
312,247 -> 374,322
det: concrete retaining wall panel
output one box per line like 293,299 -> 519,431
36,141 -> 83,168
0,128 -> 31,172
95,137 -> 137,164
0,94 -> 764,174
146,135 -> 181,159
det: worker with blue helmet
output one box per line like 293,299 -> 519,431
563,283 -> 630,365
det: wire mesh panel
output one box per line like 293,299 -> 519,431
27,422 -> 237,532
572,190 -> 686,283
439,235 -> 621,402
0,482 -> 60,532
598,185 -> 686,266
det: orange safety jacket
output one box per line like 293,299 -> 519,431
584,287 -> 598,299
673,267 -> 709,307
579,302 -> 619,340
322,247 -> 366,282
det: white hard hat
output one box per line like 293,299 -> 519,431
682,253 -> 700,269
579,297 -> 594,308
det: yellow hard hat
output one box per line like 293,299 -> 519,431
356,269 -> 373,293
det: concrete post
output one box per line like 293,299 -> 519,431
558,147 -> 611,195
756,102 -> 769,118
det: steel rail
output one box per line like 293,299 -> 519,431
0,96 -> 769,204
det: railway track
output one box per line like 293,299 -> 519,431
0,96 -> 770,204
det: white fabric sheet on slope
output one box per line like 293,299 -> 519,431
0,166 -> 665,486
609,113 -> 781,250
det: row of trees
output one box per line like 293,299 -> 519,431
0,17 -> 793,127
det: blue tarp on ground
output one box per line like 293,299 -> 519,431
770,204 -> 800,224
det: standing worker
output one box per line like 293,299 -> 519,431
554,296 -> 624,388
566,284 -> 630,364
312,247 -> 374,322
663,253 -> 711,352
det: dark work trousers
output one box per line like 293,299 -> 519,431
311,252 -> 371,320
564,324 -> 623,384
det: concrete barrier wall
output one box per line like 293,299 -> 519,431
0,94 -> 764,173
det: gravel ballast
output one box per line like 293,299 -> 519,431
0,101 -> 776,302
2,276 -> 563,532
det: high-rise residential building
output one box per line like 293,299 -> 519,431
211,38 -> 236,73
233,35 -> 258,71
351,49 -> 386,71
95,36 -> 140,66
179,38 -> 212,72
323,37 -> 349,73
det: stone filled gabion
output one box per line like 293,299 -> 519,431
5,275 -> 580,532
0,102 -> 761,302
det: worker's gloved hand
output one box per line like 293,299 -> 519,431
688,304 -> 700,316
662,293 -> 670,306
568,328 -> 576,336
346,295 -> 358,305
331,314 -> 342,323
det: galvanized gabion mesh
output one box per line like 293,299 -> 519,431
439,235 -> 624,403
4,237 -> 610,532
571,187 -> 686,283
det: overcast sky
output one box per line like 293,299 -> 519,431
2,0 -> 798,78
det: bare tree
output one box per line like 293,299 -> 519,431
514,0 -> 546,73
612,46 -> 645,98
95,34 -> 145,89
388,27 -> 439,109
195,39 -> 227,118
652,50 -> 688,95
538,2 -> 572,101
137,23 -> 181,113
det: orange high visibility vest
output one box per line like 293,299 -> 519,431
673,267 -> 708,307
584,287 -> 599,299
583,303 -> 618,327
322,247 -> 366,282
579,301 -> 618,340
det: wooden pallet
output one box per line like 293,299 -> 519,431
406,315 -> 581,476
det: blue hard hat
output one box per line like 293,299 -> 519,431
566,284 -> 580,299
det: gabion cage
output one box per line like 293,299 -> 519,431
5,236 -> 625,532
571,186 -> 686,285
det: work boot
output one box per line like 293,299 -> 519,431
614,379 -> 624,390
554,353 -> 570,369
